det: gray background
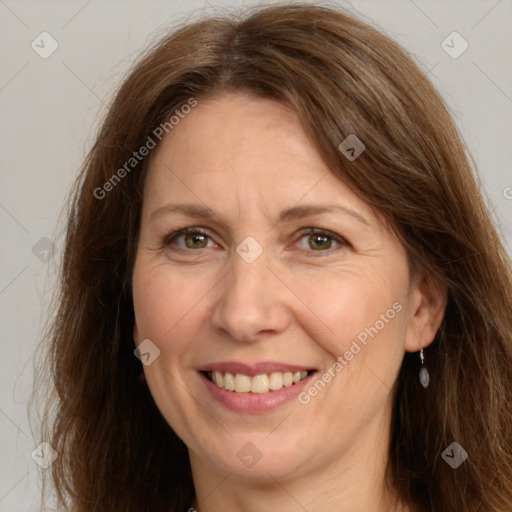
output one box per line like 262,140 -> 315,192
1,0 -> 511,510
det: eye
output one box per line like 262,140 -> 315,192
163,227 -> 216,251
294,228 -> 348,255
162,227 -> 348,256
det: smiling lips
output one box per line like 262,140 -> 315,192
206,370 -> 310,393
199,362 -> 315,394
199,362 -> 317,412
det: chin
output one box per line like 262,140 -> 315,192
192,435 -> 313,482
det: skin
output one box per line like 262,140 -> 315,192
132,92 -> 446,512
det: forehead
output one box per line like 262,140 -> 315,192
143,92 -> 375,225
151,92 -> 320,178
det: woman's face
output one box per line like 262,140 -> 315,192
132,92 -> 440,482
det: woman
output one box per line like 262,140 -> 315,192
36,3 -> 512,511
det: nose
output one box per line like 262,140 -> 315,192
210,251 -> 291,344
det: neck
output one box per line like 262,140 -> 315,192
189,397 -> 409,512
190,468 -> 405,512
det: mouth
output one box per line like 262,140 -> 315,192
202,369 -> 314,394
197,361 -> 318,412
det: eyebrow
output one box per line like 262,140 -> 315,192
149,203 -> 369,227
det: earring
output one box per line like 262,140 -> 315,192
419,348 -> 430,388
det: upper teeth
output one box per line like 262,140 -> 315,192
209,371 -> 308,393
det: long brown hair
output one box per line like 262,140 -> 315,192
34,3 -> 512,511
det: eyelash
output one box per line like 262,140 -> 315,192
162,227 -> 349,256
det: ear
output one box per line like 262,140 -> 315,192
404,274 -> 447,353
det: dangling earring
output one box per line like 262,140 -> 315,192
419,348 -> 430,388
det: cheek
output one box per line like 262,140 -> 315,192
296,268 -> 405,359
132,262 -> 207,434
132,261 -> 206,355
296,274 -> 407,439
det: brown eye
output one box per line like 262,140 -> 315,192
183,232 -> 208,249
308,233 -> 332,250
295,228 -> 348,254
165,228 -> 214,250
